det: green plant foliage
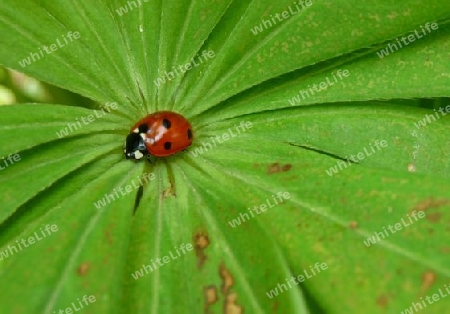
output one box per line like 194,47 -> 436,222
0,0 -> 449,313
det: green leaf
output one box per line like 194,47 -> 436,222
0,159 -> 144,313
199,104 -> 450,177
175,1 -> 450,115
123,160 -> 310,313
196,22 -> 450,123
0,104 -> 127,157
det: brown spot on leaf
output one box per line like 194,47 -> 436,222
376,294 -> 388,308
220,263 -> 234,295
162,187 -> 174,198
225,293 -> 242,314
426,212 -> 442,223
272,301 -> 279,312
194,232 -> 209,268
219,263 -> 243,314
421,270 -> 437,291
105,230 -> 113,245
102,255 -> 110,265
281,164 -> 292,171
267,163 -> 292,174
284,175 -> 298,181
203,285 -> 218,314
413,198 -> 449,212
349,221 -> 358,229
77,262 -> 90,276
162,180 -> 176,199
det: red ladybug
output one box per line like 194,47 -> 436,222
124,111 -> 193,160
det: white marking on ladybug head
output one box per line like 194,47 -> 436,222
135,151 -> 144,160
133,128 -> 139,133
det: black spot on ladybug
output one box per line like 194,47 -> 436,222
164,142 -> 172,150
187,129 -> 192,139
162,118 -> 171,129
138,123 -> 149,134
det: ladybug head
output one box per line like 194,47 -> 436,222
124,132 -> 148,160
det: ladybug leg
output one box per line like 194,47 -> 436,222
145,154 -> 153,164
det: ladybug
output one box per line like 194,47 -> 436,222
124,111 -> 193,160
